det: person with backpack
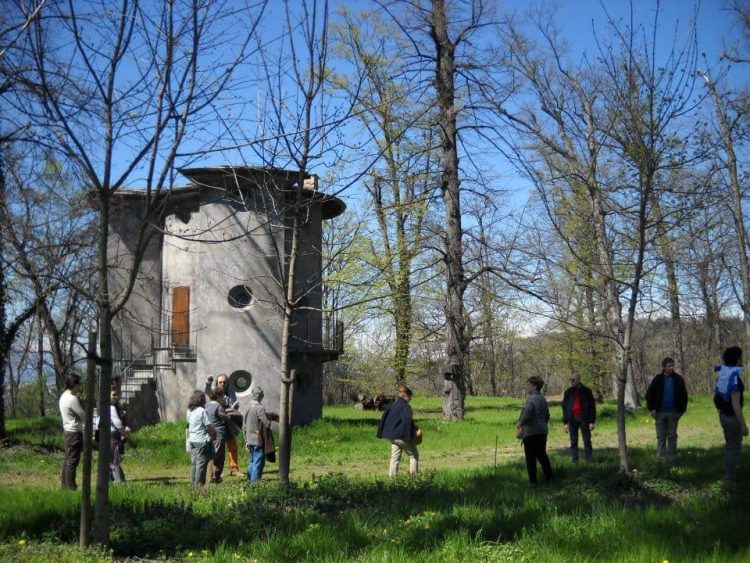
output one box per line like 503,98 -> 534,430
714,346 -> 748,483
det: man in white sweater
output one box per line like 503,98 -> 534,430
59,373 -> 85,489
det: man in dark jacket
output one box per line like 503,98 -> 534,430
645,357 -> 688,464
562,373 -> 596,463
377,386 -> 418,477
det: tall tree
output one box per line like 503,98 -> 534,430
698,71 -> 750,350
333,7 -> 438,386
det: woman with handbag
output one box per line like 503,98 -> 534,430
377,386 -> 419,477
517,376 -> 553,485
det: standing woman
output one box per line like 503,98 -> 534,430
517,376 -> 554,484
109,391 -> 130,482
714,346 -> 749,483
186,390 -> 213,485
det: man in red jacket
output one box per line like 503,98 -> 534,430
562,373 -> 596,464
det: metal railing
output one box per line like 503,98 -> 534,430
289,310 -> 344,356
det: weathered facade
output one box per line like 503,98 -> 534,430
109,167 -> 345,427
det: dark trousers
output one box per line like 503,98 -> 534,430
720,414 -> 743,482
523,433 -> 553,484
569,418 -> 593,463
61,431 -> 83,489
210,436 -> 226,482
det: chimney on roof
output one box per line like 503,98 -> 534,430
303,175 -> 318,191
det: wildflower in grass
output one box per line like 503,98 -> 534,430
18,539 -> 26,546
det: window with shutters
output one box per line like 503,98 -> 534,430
172,286 -> 190,348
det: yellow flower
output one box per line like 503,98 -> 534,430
18,540 -> 26,546
188,552 -> 194,558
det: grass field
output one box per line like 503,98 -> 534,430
0,394 -> 748,562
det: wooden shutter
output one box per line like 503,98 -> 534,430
172,286 -> 190,348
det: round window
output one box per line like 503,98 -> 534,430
230,370 -> 252,395
228,285 -> 253,309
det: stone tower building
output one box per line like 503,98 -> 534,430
108,166 -> 345,427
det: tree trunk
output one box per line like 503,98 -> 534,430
393,272 -> 412,387
38,312 -> 45,417
652,194 -> 686,374
0,152 -> 7,439
480,282 -> 498,396
431,0 -> 467,420
93,195 -> 112,545
702,74 -> 750,351
80,329 -> 97,547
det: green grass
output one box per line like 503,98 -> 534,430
0,394 -> 748,561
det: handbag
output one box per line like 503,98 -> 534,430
413,426 -> 423,446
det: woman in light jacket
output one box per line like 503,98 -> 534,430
186,390 -> 213,485
517,376 -> 554,484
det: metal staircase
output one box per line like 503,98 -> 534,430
113,318 -> 198,411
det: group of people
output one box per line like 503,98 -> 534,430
374,348 -> 747,487
185,374 -> 278,486
513,348 -> 747,485
60,346 -> 748,489
58,374 -> 131,490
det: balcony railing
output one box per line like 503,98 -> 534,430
290,311 -> 344,357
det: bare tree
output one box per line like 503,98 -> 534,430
493,4 -> 701,470
698,70 -> 750,350
9,0 -> 266,544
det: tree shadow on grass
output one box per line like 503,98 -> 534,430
5,445 -> 748,561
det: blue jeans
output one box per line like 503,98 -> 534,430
247,445 -> 265,482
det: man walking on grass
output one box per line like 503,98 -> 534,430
646,357 -> 688,464
562,372 -> 596,464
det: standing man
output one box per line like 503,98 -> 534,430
59,373 -> 85,489
205,374 -> 241,476
562,372 -> 596,464
645,357 -> 688,464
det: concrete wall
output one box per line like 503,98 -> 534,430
155,361 -> 196,422
109,198 -> 163,360
193,183 -> 286,420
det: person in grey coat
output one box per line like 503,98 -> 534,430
242,387 -> 278,482
517,376 -> 553,484
205,388 -> 231,483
